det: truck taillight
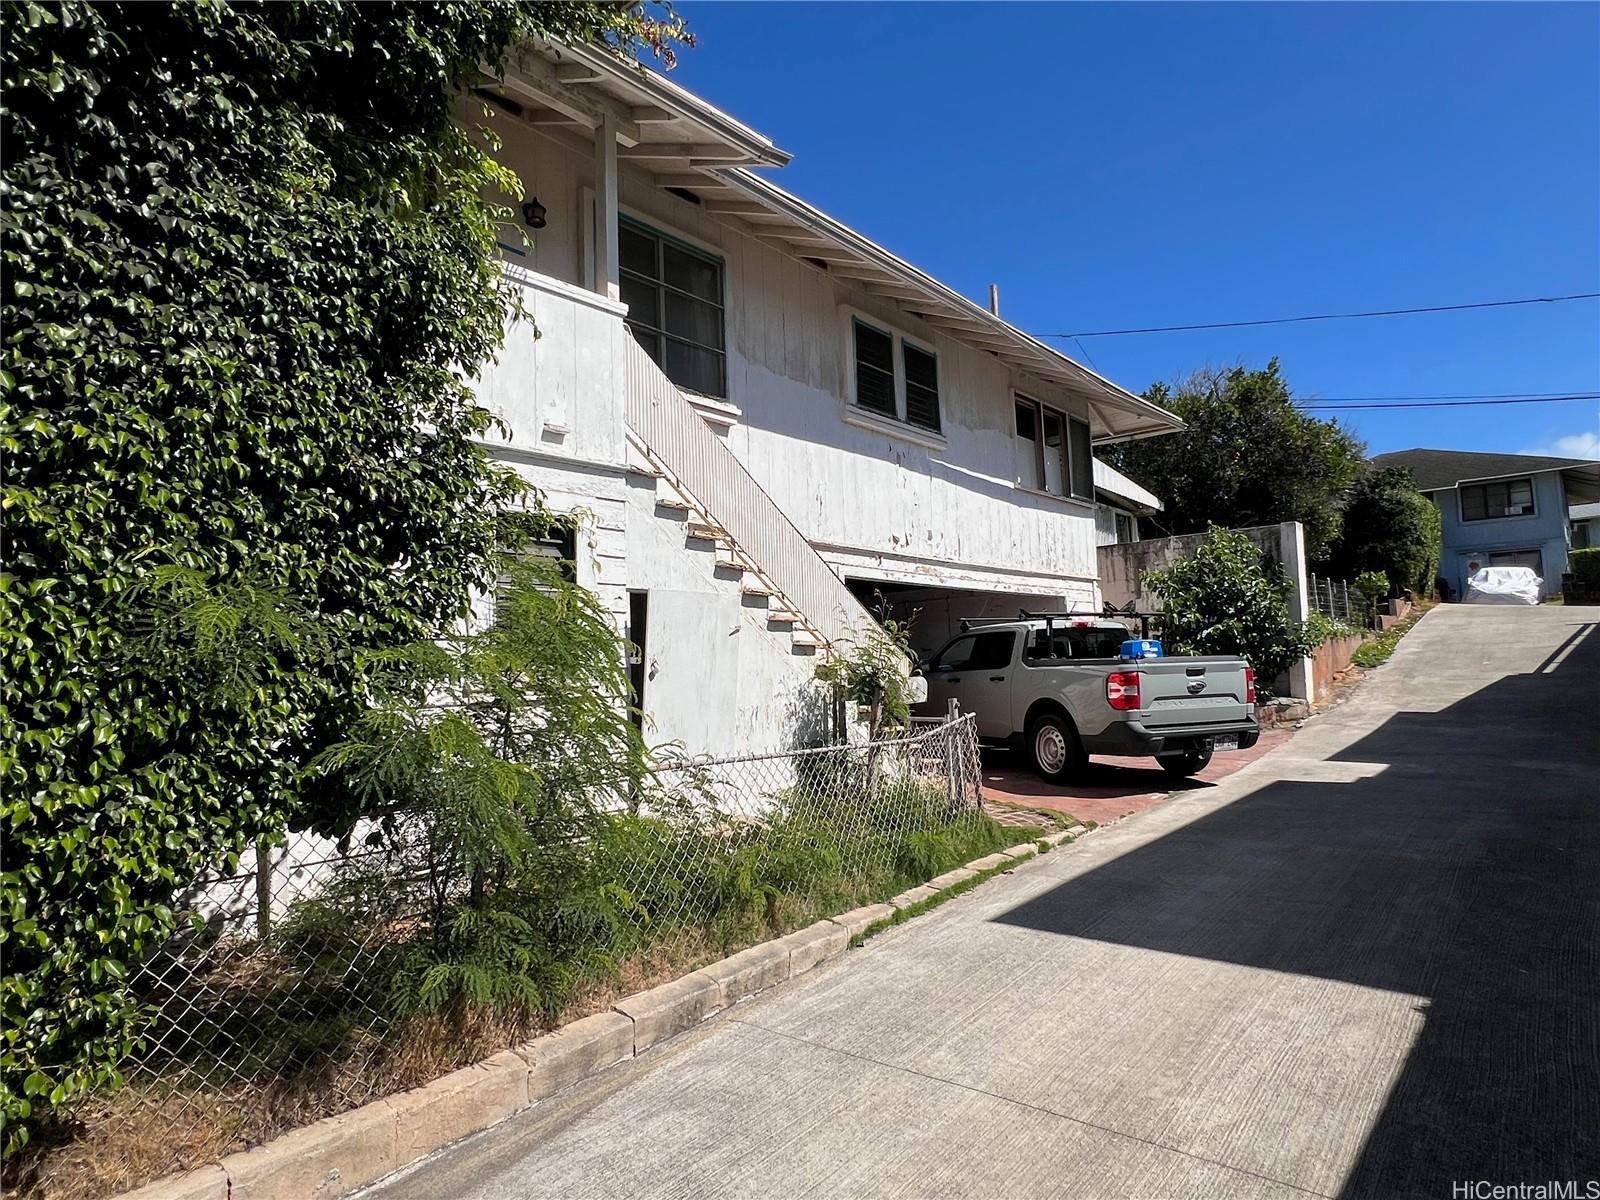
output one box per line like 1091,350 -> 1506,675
1245,666 -> 1256,705
1106,670 -> 1141,711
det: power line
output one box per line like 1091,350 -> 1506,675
1299,392 -> 1600,406
1297,394 -> 1598,411
1038,292 -> 1600,338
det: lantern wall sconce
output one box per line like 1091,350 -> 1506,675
521,197 -> 547,229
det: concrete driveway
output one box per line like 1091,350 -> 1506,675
368,606 -> 1600,1200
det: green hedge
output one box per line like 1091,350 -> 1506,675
1571,547 -> 1600,590
0,0 -> 682,1151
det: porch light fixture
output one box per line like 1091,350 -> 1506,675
521,197 -> 547,229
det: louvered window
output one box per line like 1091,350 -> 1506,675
620,218 -> 726,398
902,343 -> 940,432
849,318 -> 942,433
853,320 -> 896,417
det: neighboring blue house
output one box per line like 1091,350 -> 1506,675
1371,448 -> 1600,600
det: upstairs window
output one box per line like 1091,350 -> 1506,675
1015,396 -> 1094,501
620,218 -> 726,398
853,319 -> 896,417
850,318 -> 942,433
902,343 -> 941,432
1460,477 -> 1534,522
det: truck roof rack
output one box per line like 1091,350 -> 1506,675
956,605 -> 1159,639
1017,605 -> 1158,641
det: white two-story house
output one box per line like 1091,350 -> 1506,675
469,40 -> 1183,754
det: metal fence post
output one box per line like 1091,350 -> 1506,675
944,698 -> 962,811
254,837 -> 272,942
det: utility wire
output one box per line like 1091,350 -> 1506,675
1297,394 -> 1598,411
1304,390 -> 1600,402
1038,292 -> 1600,338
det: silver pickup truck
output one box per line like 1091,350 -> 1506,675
911,615 -> 1260,782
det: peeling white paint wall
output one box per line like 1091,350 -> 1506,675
483,113 -> 1105,602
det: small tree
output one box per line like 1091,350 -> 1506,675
1322,466 -> 1442,595
1103,360 -> 1366,558
1353,570 -> 1390,627
306,547 -> 652,1018
1142,527 -> 1314,690
814,621 -> 916,740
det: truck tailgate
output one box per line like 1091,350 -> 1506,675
1134,658 -> 1251,728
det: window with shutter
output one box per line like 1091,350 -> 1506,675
852,319 -> 897,417
902,342 -> 940,432
847,317 -> 942,433
620,218 -> 726,398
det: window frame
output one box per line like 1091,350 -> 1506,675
619,215 -> 728,399
1014,393 -> 1095,502
1458,476 -> 1536,524
843,308 -> 944,440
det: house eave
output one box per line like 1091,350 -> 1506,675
712,168 -> 1184,444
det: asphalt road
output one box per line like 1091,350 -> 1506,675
366,605 -> 1600,1200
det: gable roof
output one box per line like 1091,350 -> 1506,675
1371,448 -> 1600,493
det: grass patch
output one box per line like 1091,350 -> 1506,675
17,785 -> 1043,1200
852,831 -> 1081,946
1351,602 -> 1433,668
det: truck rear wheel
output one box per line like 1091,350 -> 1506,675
1029,711 -> 1084,784
1157,747 -> 1214,778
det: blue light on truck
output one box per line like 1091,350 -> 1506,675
1120,638 -> 1163,660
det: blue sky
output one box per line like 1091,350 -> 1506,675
664,1 -> 1600,458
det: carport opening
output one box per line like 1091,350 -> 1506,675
844,578 -> 1091,663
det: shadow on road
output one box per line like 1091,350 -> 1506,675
992,623 -> 1600,1197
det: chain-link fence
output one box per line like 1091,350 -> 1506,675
31,716 -> 991,1199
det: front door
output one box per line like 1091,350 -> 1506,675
920,630 -> 1017,739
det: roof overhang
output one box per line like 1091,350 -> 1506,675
488,42 -> 1182,446
1093,459 -> 1163,514
481,39 -> 791,167
711,169 -> 1183,444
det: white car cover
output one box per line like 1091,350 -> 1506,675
1464,566 -> 1542,605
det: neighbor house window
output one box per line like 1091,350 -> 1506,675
850,318 -> 941,433
1015,396 -> 1093,501
1115,511 -> 1136,544
1460,477 -> 1534,522
620,218 -> 726,398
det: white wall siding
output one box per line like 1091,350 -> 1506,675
485,115 -> 1105,598
624,474 -> 833,755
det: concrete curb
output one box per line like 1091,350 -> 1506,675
117,827 -> 1086,1200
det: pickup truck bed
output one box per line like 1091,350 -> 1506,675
911,619 -> 1260,781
